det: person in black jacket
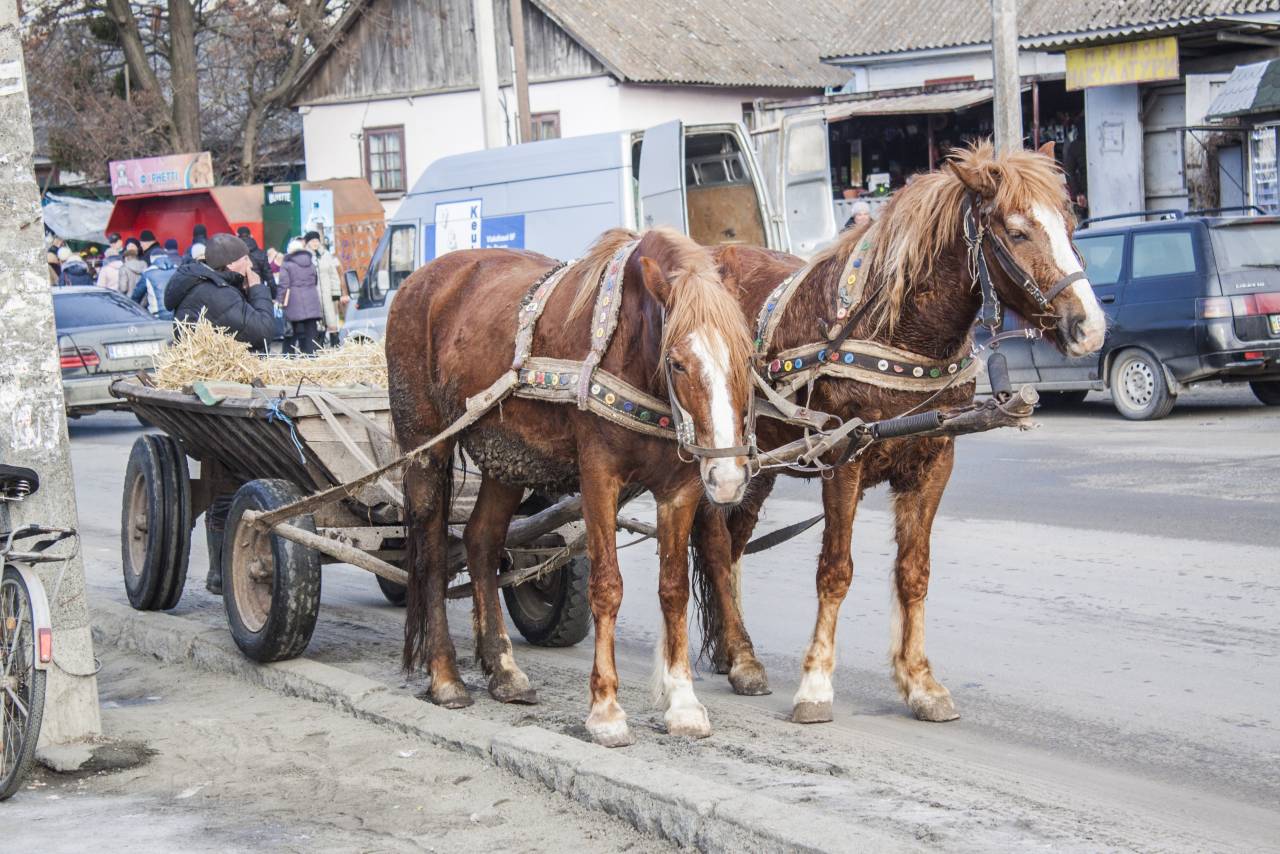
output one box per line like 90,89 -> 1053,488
236,226 -> 276,298
164,233 -> 276,352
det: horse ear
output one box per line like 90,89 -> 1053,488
945,157 -> 998,198
1037,140 -> 1056,159
639,256 -> 672,306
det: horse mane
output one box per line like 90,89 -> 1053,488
569,227 -> 753,371
825,139 -> 1071,335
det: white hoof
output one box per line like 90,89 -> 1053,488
664,702 -> 711,739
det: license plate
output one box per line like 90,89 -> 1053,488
107,340 -> 166,360
1270,314 -> 1280,336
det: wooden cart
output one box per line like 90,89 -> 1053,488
109,379 -> 632,662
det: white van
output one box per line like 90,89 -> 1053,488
341,118 -> 836,341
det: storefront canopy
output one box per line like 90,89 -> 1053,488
1207,60 -> 1280,121
823,88 -> 998,121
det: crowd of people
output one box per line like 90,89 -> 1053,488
46,226 -> 352,353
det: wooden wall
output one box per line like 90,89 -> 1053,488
298,0 -> 607,105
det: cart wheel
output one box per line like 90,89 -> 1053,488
121,436 -> 168,610
376,573 -> 407,606
0,565 -> 48,801
148,435 -> 191,610
222,479 -> 321,662
503,550 -> 592,648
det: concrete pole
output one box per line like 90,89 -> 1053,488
990,0 -> 1023,154
0,0 -> 103,747
473,0 -> 504,148
509,0 -> 532,143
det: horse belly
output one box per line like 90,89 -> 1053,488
462,424 -> 580,494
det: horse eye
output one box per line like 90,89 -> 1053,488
669,359 -> 687,374
1008,229 -> 1028,242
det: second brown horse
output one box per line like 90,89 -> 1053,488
386,228 -> 755,747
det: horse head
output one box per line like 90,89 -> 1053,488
633,229 -> 755,505
945,141 -> 1107,357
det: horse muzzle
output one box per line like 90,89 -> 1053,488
700,455 -> 750,506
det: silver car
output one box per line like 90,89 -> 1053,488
53,287 -> 172,418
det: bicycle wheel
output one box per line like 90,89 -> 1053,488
0,565 -> 47,801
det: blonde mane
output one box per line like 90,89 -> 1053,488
834,140 -> 1072,334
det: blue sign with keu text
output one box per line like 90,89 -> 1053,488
423,214 -> 526,260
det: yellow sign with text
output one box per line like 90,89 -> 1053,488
1065,37 -> 1179,91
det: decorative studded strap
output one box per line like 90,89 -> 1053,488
577,240 -> 640,409
516,357 -> 674,439
512,262 -> 572,370
754,263 -> 812,356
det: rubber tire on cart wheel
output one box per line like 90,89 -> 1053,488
0,565 -> 47,801
1110,350 -> 1176,421
222,479 -> 322,662
376,573 -> 407,606
503,551 -> 592,648
1250,381 -> 1280,406
1037,390 -> 1088,408
121,436 -> 169,610
148,434 -> 192,610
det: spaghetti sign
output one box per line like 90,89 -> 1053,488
1065,37 -> 1179,91
109,151 -> 214,197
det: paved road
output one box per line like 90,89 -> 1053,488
65,384 -> 1280,851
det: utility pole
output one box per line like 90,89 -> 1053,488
0,0 -> 103,749
473,0 -> 504,148
509,0 -> 532,143
990,0 -> 1023,154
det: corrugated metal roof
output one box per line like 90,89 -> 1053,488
823,0 -> 1280,60
531,0 -> 849,88
1207,59 -> 1280,117
824,88 -> 995,119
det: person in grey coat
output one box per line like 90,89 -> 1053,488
277,238 -> 326,354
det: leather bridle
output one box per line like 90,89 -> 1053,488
663,346 -> 756,463
962,193 -> 1087,333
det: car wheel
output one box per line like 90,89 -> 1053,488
1249,381 -> 1280,406
1037,390 -> 1088,408
1110,350 -> 1176,421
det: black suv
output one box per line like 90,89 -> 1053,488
988,210 -> 1280,420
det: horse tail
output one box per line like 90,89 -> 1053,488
689,511 -> 728,672
401,452 -> 454,675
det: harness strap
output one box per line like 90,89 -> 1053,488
577,240 -> 639,409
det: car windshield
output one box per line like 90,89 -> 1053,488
54,290 -> 152,328
1210,222 -> 1280,268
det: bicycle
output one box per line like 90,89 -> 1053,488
1,464 -> 77,801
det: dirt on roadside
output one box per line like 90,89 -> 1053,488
6,650 -> 671,854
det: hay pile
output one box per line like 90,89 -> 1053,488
152,317 -> 387,391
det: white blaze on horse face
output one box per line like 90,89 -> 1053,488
1031,203 -> 1107,356
689,329 -> 747,505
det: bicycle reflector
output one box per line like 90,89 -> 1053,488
38,627 -> 52,664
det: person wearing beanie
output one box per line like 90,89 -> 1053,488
138,229 -> 164,264
163,237 -> 180,257
119,239 -> 148,297
55,246 -> 94,286
183,224 -> 209,263
164,232 -> 276,353
306,231 -> 346,345
277,236 -> 327,354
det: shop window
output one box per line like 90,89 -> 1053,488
364,126 -> 406,194
531,112 -> 560,141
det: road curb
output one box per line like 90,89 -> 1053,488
91,599 -> 900,853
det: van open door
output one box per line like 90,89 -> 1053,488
639,120 -> 688,232
779,112 -> 837,256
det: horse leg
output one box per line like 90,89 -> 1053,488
464,477 -> 537,704
403,450 -> 472,709
792,463 -> 862,724
890,440 -> 960,722
693,477 -> 772,695
580,464 -> 631,747
655,486 -> 711,737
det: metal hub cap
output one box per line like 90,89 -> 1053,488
1120,360 -> 1155,408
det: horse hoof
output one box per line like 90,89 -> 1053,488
910,692 -> 959,722
665,704 -> 712,739
791,700 -> 833,724
728,660 -> 771,696
430,682 -> 474,710
489,671 -> 538,705
586,707 -> 633,748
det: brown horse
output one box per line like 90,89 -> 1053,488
693,141 -> 1106,725
386,228 -> 754,747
